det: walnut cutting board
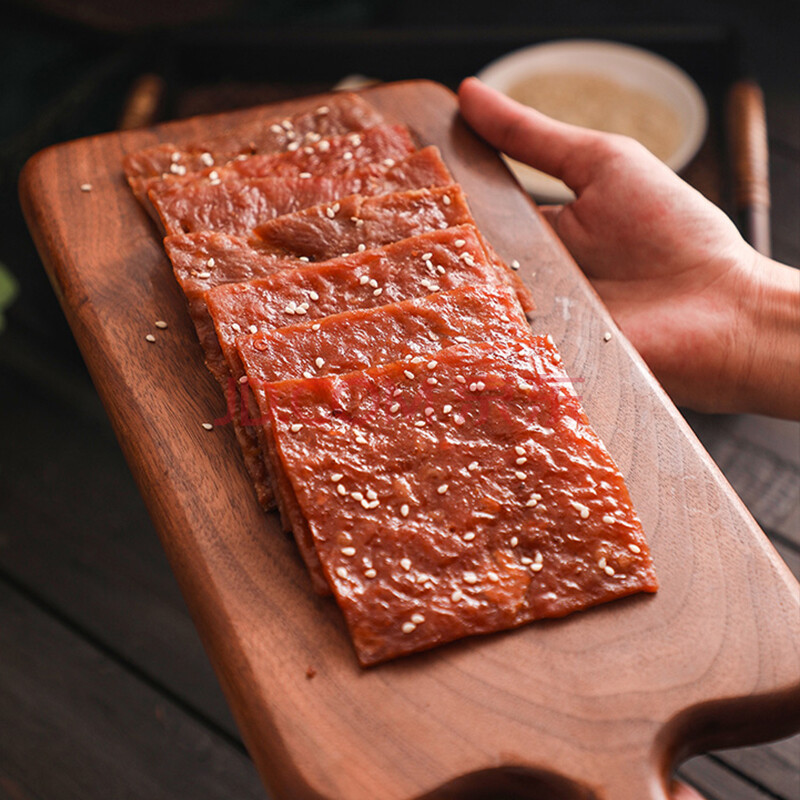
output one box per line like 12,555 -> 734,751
19,80 -> 800,800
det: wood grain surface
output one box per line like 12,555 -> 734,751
18,80 -> 800,800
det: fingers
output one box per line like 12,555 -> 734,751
458,77 -> 604,193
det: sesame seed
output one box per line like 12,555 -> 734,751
316,105 -> 330,114
604,565 -> 615,576
231,323 -> 241,332
284,306 -> 295,315
455,375 -> 466,384
314,357 -> 325,369
426,377 -> 438,385
356,434 -> 368,444
343,151 -> 353,161
318,140 -> 330,152
422,252 -> 433,261
468,462 -> 479,471
404,370 -> 415,380
488,571 -> 499,582
476,381 -> 485,391
145,334 -> 156,343
341,547 -> 356,557
299,172 -> 311,178
238,375 -> 248,384
442,404 -> 452,414
462,253 -> 475,266
80,183 -> 92,192
510,536 -> 519,547
414,420 -> 426,428
443,194 -> 451,205
200,152 -> 214,166
170,152 -> 181,162
303,146 -> 314,154
546,334 -> 555,346
451,589 -> 464,602
570,501 -> 590,519
308,291 -> 319,301
521,556 -> 533,565
411,356 -> 425,364
531,563 -> 543,572
453,414 -> 465,425
469,382 -> 478,392
336,567 -> 348,579
515,446 -> 525,455
463,572 -> 478,584
154,320 -> 168,329
603,331 -> 612,342
196,271 -> 211,279
525,496 -> 539,507
411,613 -> 425,624
373,288 -> 383,296
299,256 -> 310,263
402,622 -> 416,634
351,492 -> 364,502
366,489 -> 377,500
326,207 -> 335,219
337,485 -> 347,495
400,504 -> 410,517
365,568 -> 377,578
201,422 -> 213,430
357,243 -> 366,252
311,323 -> 321,331
287,141 -> 300,151
393,388 -> 402,397
515,471 -> 527,480
598,557 -> 607,569
368,279 -> 378,289
437,483 -> 449,494
628,543 -> 641,554
425,406 -> 434,416
510,259 -> 521,270
290,423 -> 303,433
463,531 -> 475,541
603,515 -> 616,524
390,403 -> 400,413
383,158 -> 395,167
400,558 -> 412,571
331,474 -> 343,482
454,238 -> 466,247
248,325 -> 257,334
516,457 -> 527,465
270,123 -> 283,133
359,275 -> 370,285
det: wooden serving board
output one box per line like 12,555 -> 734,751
20,80 -> 800,800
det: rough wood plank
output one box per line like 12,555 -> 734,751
19,81 -> 800,800
0,339 -> 237,737
713,736 -> 800,800
0,580 -> 267,800
677,756 -> 779,800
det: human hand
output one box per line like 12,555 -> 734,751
459,77 -> 800,419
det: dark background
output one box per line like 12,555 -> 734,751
1,2 -> 798,799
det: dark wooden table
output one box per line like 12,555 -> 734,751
1,19 -> 798,800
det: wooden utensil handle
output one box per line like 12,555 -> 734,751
726,79 -> 771,256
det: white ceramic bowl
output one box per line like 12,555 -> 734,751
476,39 -> 708,202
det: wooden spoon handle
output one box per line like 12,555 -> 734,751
726,79 -> 771,256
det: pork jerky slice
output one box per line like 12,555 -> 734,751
124,92 -> 385,204
253,184 -> 536,312
157,125 -> 415,187
266,338 -> 658,666
204,226 -> 513,589
237,285 -> 533,593
149,146 -> 452,236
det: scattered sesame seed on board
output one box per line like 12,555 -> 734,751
603,331 -> 612,342
154,320 -> 168,329
145,334 -> 156,343
80,183 -> 92,192
510,259 -> 521,270
201,422 -> 214,431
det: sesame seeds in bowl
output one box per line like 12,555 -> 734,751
476,39 -> 708,202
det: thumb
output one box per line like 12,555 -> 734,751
458,77 -> 603,194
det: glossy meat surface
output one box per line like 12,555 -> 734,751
252,184 -> 535,311
124,92 -> 385,204
238,285 -> 533,593
266,339 -> 658,665
149,147 -> 451,236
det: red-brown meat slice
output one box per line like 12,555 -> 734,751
149,146 -> 451,236
265,338 -> 659,666
204,226 -> 517,589
253,185 -> 536,311
237,285 -> 534,595
124,92 -> 385,204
